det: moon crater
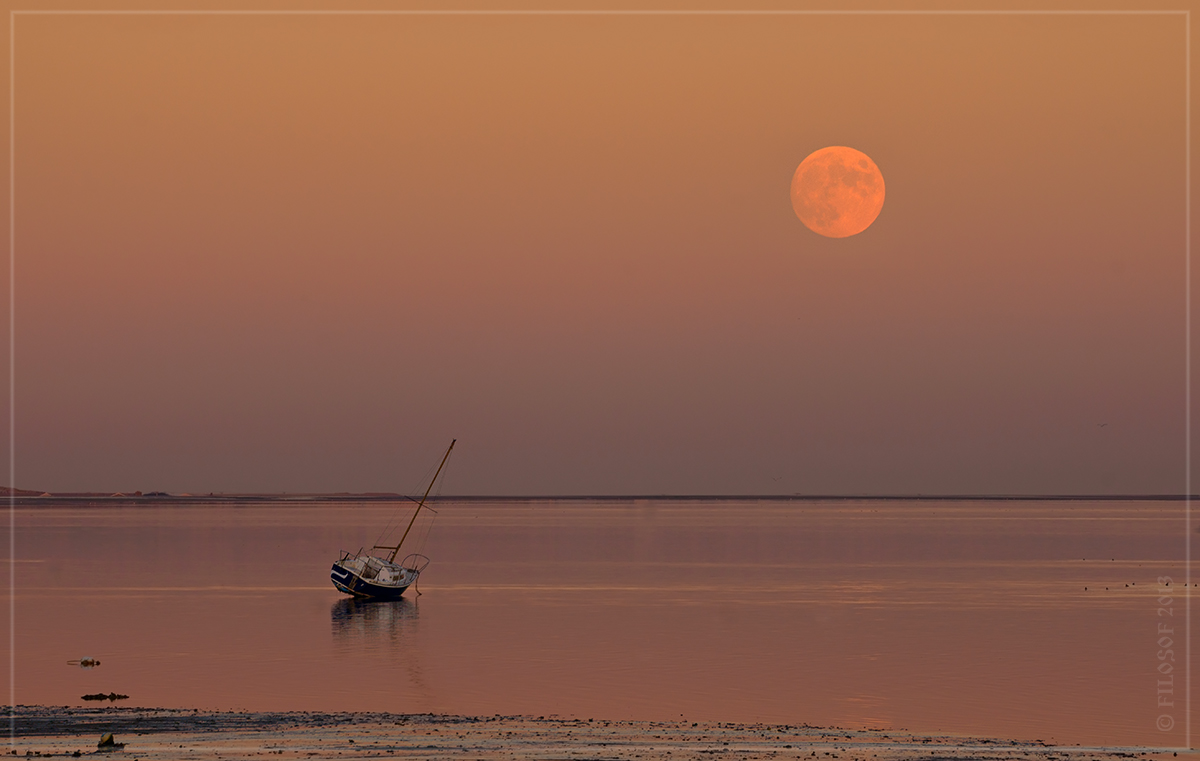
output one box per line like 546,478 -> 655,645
790,146 -> 885,238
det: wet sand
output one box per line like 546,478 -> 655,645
6,706 -> 1178,760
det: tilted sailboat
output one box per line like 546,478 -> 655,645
330,440 -> 455,599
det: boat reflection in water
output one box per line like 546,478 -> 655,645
330,596 -> 434,706
330,596 -> 419,649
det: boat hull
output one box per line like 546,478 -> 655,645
330,562 -> 413,600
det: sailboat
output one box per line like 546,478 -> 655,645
330,439 -> 455,599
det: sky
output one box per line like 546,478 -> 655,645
8,4 -> 1194,495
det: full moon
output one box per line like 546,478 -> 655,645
790,146 -> 885,238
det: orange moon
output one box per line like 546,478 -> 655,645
790,146 -> 885,238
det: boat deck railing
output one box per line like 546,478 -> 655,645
400,554 -> 430,574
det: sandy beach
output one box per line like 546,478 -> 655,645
7,706 -> 1177,760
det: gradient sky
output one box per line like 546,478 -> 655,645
9,5 -> 1194,494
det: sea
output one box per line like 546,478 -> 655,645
3,499 -> 1193,748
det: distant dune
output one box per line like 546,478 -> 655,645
0,486 -> 47,497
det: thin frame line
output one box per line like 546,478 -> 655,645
8,8 -> 1190,15
7,2 -> 1190,748
1186,9 -> 1193,751
7,9 -> 13,749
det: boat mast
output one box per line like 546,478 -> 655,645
384,439 -> 455,564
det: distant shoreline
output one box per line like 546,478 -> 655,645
4,492 -> 1197,507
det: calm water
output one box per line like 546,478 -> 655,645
3,500 -> 1193,747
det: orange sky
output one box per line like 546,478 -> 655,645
7,5 -> 1194,494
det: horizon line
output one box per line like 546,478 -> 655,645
11,492 -> 1199,503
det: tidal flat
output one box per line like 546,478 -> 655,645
7,706 -> 1173,760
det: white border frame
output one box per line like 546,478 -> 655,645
7,5 -> 1190,748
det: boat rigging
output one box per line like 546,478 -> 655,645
330,439 -> 455,599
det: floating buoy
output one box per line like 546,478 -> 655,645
67,657 -> 100,668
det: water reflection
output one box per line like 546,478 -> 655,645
330,596 -> 419,646
330,596 -> 433,707
16,502 -> 1181,745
